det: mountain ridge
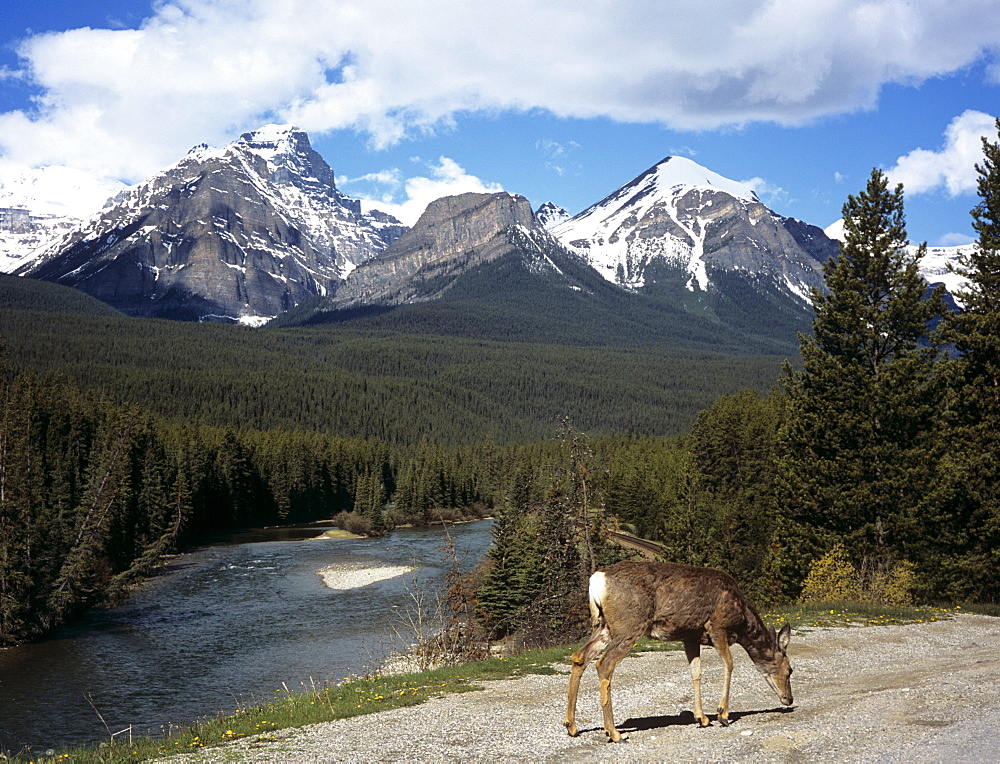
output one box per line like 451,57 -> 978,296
16,126 -> 406,324
4,126 -> 969,349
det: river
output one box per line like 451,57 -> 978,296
0,520 -> 493,754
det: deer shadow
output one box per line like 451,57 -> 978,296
617,705 -> 795,733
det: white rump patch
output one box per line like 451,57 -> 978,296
589,571 -> 608,608
318,564 -> 416,590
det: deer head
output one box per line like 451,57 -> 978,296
757,622 -> 793,705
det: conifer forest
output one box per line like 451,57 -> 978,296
2,124 -> 999,647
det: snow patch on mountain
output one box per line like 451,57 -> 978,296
825,218 -> 971,306
647,156 -> 760,202
0,167 -> 128,273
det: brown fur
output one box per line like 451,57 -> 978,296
564,561 -> 793,742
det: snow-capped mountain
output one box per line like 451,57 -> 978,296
552,156 -> 837,303
0,167 -> 127,273
919,245 -> 971,305
535,201 -> 570,229
824,219 -> 972,306
19,126 -> 405,324
0,209 -> 80,274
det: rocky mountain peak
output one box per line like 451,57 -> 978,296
20,126 -> 405,324
406,191 -> 537,247
232,125 -> 342,200
552,156 -> 833,299
324,191 -> 569,310
536,201 -> 570,229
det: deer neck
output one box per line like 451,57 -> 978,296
736,604 -> 773,664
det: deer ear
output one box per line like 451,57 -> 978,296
777,623 -> 791,651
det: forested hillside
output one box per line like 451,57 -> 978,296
0,275 -> 787,445
276,247 -> 810,357
0,270 -> 793,645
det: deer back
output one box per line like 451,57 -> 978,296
599,561 -> 752,643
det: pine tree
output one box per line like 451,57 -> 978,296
779,169 -> 947,590
936,118 -> 1000,600
473,500 -> 546,638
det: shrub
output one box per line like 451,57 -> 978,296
800,544 -> 917,605
861,556 -> 916,606
332,511 -> 372,536
799,544 -> 861,602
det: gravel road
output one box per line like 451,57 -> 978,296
159,613 -> 1000,763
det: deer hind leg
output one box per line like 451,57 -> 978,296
684,639 -> 711,727
564,626 -> 610,737
594,635 -> 637,742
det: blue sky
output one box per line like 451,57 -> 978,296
2,0 -> 1000,245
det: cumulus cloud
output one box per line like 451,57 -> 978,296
887,110 -> 998,196
340,157 -> 504,226
1,0 -> 1000,185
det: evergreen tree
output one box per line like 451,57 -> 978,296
936,119 -> 1000,600
473,500 -> 546,638
354,467 -> 388,533
779,169 -> 947,593
688,389 -> 786,600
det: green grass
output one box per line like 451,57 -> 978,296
760,601 -> 965,630
10,603 -> 987,763
15,646 -> 573,764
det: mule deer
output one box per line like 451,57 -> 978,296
564,561 -> 793,742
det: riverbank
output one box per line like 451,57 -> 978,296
0,521 -> 496,755
154,613 -> 1000,762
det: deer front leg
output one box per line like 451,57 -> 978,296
713,639 -> 735,726
594,637 -> 635,742
564,629 -> 609,736
684,640 -> 710,727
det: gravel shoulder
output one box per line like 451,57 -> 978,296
159,613 -> 1000,763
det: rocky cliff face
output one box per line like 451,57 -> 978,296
327,191 -> 568,308
21,126 -> 405,324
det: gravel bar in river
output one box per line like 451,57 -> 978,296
157,613 -> 1000,763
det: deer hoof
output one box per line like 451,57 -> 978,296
564,722 -> 578,737
718,717 -> 730,727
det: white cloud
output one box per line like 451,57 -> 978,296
340,157 -> 504,226
936,232 -> 976,247
741,176 -> 789,207
2,0 -> 1000,188
888,110 -> 998,196
536,139 -> 582,177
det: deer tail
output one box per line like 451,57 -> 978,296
588,571 -> 609,628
